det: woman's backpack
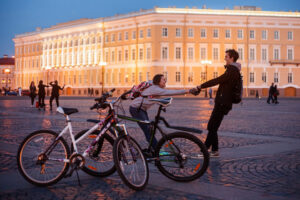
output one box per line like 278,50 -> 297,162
129,81 -> 152,99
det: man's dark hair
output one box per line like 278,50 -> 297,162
152,74 -> 164,85
226,49 -> 239,62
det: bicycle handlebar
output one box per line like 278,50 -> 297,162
90,88 -> 115,110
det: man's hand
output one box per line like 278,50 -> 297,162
189,88 -> 200,96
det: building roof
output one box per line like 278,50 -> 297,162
0,57 -> 15,65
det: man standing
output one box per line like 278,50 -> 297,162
267,83 -> 275,104
191,49 -> 241,157
49,80 -> 65,111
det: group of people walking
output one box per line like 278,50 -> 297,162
267,83 -> 279,104
29,80 -> 65,111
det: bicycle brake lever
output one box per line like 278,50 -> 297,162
162,108 -> 166,112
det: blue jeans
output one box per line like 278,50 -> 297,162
129,106 -> 157,149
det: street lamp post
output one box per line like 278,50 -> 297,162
4,69 -> 10,88
99,61 -> 107,94
45,66 -> 51,96
201,60 -> 212,98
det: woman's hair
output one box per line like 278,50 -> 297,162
39,80 -> 43,86
30,81 -> 34,87
152,74 -> 164,85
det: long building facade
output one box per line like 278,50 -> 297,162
13,7 -> 300,96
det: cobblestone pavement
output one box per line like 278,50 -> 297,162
0,96 -> 300,200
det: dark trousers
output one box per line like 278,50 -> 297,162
205,104 -> 228,152
38,95 -> 45,108
30,95 -> 35,105
50,95 -> 59,108
267,94 -> 274,103
129,106 -> 157,149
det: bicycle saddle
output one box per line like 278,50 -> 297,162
149,97 -> 173,106
57,107 -> 79,115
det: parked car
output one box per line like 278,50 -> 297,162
7,91 -> 18,96
21,89 -> 30,96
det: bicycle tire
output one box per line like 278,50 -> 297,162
17,130 -> 70,186
155,132 -> 209,182
72,129 -> 116,177
113,135 -> 149,191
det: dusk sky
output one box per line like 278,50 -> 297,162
0,0 -> 299,57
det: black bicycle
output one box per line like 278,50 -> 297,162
115,95 -> 210,182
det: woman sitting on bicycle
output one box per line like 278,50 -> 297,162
129,74 -> 192,154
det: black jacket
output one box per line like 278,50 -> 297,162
50,83 -> 64,97
38,84 -> 48,96
201,64 -> 240,112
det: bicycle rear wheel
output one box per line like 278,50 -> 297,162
155,132 -> 209,182
73,129 -> 115,177
17,130 -> 70,186
113,135 -> 149,191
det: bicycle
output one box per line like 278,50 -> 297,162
17,89 -> 149,190
115,94 -> 210,182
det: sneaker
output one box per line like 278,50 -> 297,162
210,151 -> 219,157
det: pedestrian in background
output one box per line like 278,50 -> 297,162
49,80 -> 65,111
209,88 -> 213,99
29,81 -> 37,107
18,87 -> 22,96
38,80 -> 49,110
267,83 -> 275,104
274,85 -> 279,104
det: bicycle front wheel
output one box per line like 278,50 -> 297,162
73,129 -> 115,177
17,130 -> 70,186
113,135 -> 149,191
155,132 -> 209,182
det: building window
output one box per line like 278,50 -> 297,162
225,29 -> 231,38
176,28 -> 181,37
139,72 -> 142,82
162,28 -> 168,37
213,72 -> 218,79
146,72 -> 150,81
111,51 -> 115,62
176,72 -> 181,82
139,48 -> 143,60
125,49 -> 129,61
213,48 -> 219,61
147,28 -> 151,37
73,75 -> 76,85
125,74 -> 128,83
139,30 -> 143,38
200,29 -> 206,38
262,30 -> 267,40
188,72 -> 193,83
188,47 -> 194,60
132,31 -> 136,39
188,28 -> 194,37
118,72 -> 121,84
262,72 -> 266,83
250,30 -> 255,39
176,47 -> 181,59
274,49 -> 279,60
288,31 -> 293,40
238,29 -> 243,39
125,32 -> 128,40
200,47 -> 206,60
262,48 -> 267,61
238,48 -> 243,60
250,48 -> 255,61
105,35 -> 109,43
213,29 -> 219,38
132,49 -> 136,60
287,49 -> 293,60
274,72 -> 278,83
98,36 -> 102,43
250,72 -> 254,83
288,73 -> 292,83
163,71 -> 168,81
118,33 -> 122,41
118,50 -> 122,62
132,72 -> 135,83
162,47 -> 168,60
111,34 -> 115,42
146,48 -> 151,60
274,31 -> 279,40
